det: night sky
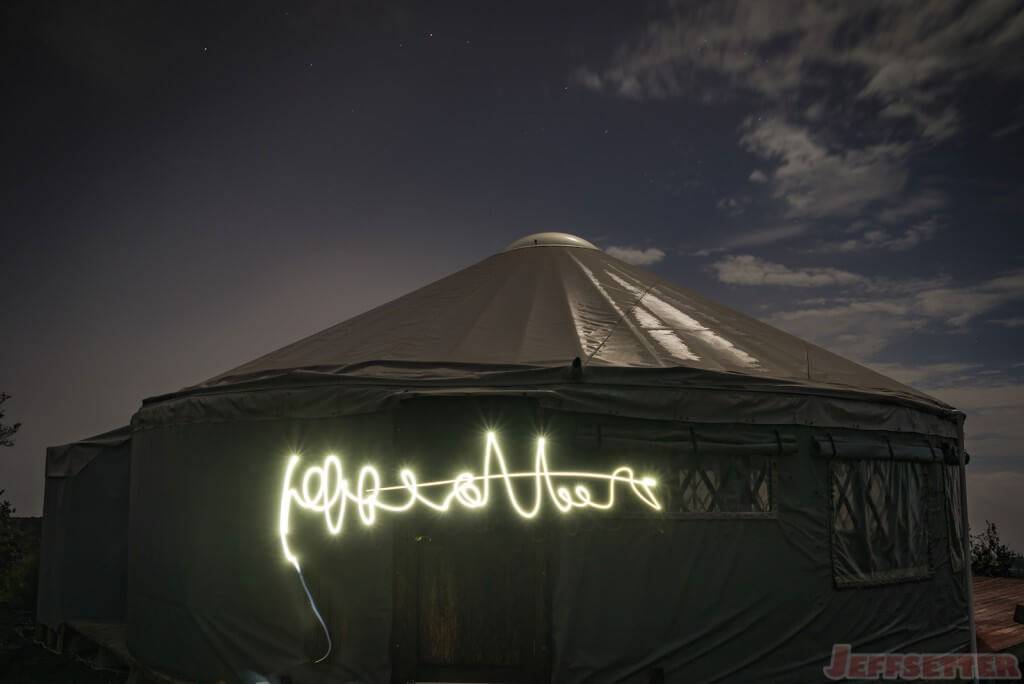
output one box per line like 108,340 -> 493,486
2,1 -> 1023,547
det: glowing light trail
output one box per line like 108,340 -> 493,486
278,432 -> 661,661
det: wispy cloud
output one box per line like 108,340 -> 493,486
811,216 -> 941,253
749,266 -> 1024,357
715,257 -> 1024,330
574,0 -> 1023,141
864,361 -> 980,388
575,0 -> 1022,235
690,224 -> 808,256
711,254 -> 867,287
730,224 -> 809,249
715,196 -> 750,216
876,190 -> 946,224
991,318 -> 1024,328
878,100 -> 960,142
739,116 -> 909,218
876,218 -> 940,251
726,224 -> 808,248
913,270 -> 1024,326
768,300 -> 928,358
992,119 -> 1024,139
606,246 -> 666,265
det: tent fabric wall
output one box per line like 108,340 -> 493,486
547,421 -> 968,683
126,413 -> 396,683
125,397 -> 968,683
37,426 -> 131,630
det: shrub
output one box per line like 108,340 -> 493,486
970,520 -> 1022,577
0,496 -> 40,609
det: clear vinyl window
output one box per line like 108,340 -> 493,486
828,457 -> 931,587
571,416 -> 787,519
664,450 -> 773,516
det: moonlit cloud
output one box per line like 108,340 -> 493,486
715,196 -> 749,216
811,216 -> 941,253
876,191 -> 947,224
863,361 -> 980,388
912,272 -> 1024,327
605,246 -> 666,265
717,257 -> 1024,330
574,0 -> 1022,139
689,224 -> 808,256
573,0 -> 1022,236
739,117 -> 910,218
711,254 -> 867,288
712,261 -> 1024,359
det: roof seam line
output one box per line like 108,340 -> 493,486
584,279 -> 659,368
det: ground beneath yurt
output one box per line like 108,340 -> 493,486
0,604 -> 124,684
2,580 -> 1022,682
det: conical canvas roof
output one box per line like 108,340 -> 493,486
207,233 -> 938,406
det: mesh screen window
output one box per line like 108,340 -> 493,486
829,458 -> 931,587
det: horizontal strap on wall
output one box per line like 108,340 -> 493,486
572,417 -> 797,456
814,433 -> 943,462
891,441 -> 938,463
692,426 -> 798,456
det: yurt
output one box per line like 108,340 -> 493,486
120,233 -> 970,683
37,426 -> 131,633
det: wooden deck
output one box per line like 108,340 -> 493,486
974,576 -> 1024,653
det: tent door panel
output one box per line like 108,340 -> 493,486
393,520 -> 548,683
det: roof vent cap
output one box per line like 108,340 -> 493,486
501,232 -> 598,252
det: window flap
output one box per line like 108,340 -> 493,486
942,444 -> 969,466
814,434 -> 891,460
692,427 -> 796,456
815,433 -> 940,462
890,441 -> 938,462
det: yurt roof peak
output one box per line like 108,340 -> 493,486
195,234 -> 948,412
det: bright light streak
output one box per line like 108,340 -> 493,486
280,434 -> 661,547
279,434 -> 661,659
279,455 -> 331,662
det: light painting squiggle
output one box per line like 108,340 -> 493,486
279,432 -> 661,662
